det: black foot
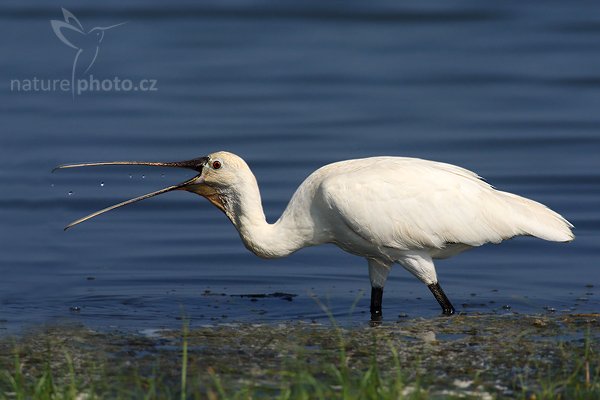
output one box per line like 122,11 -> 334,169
370,287 -> 383,322
428,282 -> 455,315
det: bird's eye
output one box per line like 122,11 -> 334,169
212,160 -> 222,170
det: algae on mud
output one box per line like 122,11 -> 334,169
0,314 -> 598,399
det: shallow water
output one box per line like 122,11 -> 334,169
1,1 -> 599,334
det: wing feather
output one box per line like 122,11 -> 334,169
317,157 -> 572,251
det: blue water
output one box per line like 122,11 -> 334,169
1,1 -> 599,334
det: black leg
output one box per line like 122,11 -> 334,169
428,282 -> 455,315
370,287 -> 383,322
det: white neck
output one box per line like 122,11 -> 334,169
219,177 -> 313,259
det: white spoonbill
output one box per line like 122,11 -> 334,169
55,151 -> 574,320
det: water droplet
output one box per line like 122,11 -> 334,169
100,182 -> 105,187
141,174 -> 146,179
70,306 -> 81,312
50,183 -> 55,188
161,173 -> 165,178
128,174 -> 133,179
68,191 -> 73,196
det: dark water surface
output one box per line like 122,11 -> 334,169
1,1 -> 599,334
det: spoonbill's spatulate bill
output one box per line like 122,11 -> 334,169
55,151 -> 574,321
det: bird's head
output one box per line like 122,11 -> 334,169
54,151 -> 256,230
184,151 -> 258,214
89,22 -> 127,43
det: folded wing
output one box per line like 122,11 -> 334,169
319,157 -> 573,252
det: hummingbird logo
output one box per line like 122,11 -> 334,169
51,8 -> 126,97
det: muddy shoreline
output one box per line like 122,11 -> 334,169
1,313 -> 598,398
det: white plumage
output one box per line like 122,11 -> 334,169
57,151 -> 574,320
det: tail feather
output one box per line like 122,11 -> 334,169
499,191 -> 574,242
